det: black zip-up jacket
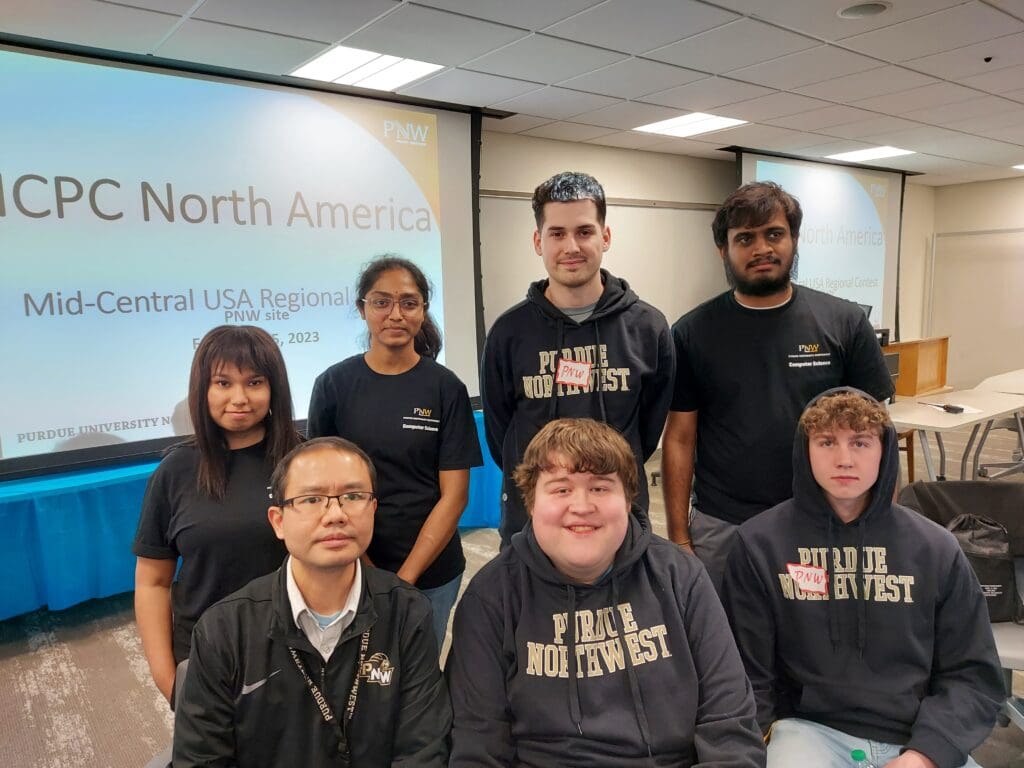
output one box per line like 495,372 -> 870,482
447,508 -> 765,767
722,388 -> 1004,768
481,270 -> 674,544
173,564 -> 451,767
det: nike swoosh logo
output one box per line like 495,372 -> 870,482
240,669 -> 281,695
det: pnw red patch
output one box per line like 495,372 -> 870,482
555,358 -> 592,387
786,563 -> 828,595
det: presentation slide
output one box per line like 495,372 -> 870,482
0,46 -> 476,468
740,152 -> 903,329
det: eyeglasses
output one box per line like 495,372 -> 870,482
360,296 -> 425,315
281,492 -> 376,515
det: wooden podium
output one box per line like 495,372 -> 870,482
886,336 -> 949,397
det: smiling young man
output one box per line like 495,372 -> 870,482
481,171 -> 674,548
447,418 -> 765,767
172,437 -> 451,768
662,181 -> 894,591
721,389 -> 1003,768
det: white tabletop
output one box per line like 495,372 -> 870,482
889,389 -> 1024,432
976,369 -> 1024,395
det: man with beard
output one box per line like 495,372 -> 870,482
661,181 -> 893,591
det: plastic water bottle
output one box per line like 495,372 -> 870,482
851,749 -> 878,768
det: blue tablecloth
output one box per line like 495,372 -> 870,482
0,411 -> 501,621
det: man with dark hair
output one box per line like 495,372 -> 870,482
722,389 -> 1002,768
481,170 -> 674,547
173,437 -> 451,768
662,181 -> 894,591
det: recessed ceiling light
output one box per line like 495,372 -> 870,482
1014,164 -> 1024,171
291,45 -> 442,91
838,2 -> 891,19
826,146 -> 915,162
634,112 -> 747,138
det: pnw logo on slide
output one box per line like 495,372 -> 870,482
383,119 -> 429,147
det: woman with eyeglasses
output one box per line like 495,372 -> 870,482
307,256 -> 482,651
133,325 -> 302,704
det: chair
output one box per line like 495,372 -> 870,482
973,375 -> 1024,480
897,429 -> 915,483
898,481 -> 1024,733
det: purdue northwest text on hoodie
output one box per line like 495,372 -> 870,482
722,388 -> 1004,768
480,270 -> 674,545
446,509 -> 766,767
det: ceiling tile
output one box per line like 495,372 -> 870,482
465,34 -> 626,83
157,19 -> 326,73
713,0 -> 963,42
413,0 -> 604,31
902,95 -> 1024,126
1,0 -> 178,54
840,2 -> 1024,62
985,0 -> 1024,20
118,0 -> 196,12
821,116 -> 923,140
341,4 -> 527,66
715,93 -> 832,122
490,86 -> 619,120
646,137 -> 735,158
571,100 -> 683,130
980,123 -> 1024,143
686,122 -> 815,149
793,138 -> 876,158
795,65 -> 936,101
960,62 -> 1024,94
768,105 -> 877,131
520,121 -> 618,141
194,0 -> 398,43
398,69 -> 542,105
1005,87 -> 1024,103
557,58 -> 705,99
645,18 -> 817,74
584,131 -> 675,149
482,114 -> 552,133
853,82 -> 983,113
942,104 -> 1024,133
728,46 -> 885,90
903,32 -> 1024,79
543,0 -> 737,54
640,77 -> 773,111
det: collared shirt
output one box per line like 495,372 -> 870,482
286,556 -> 362,661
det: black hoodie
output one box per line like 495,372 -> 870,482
480,270 -> 674,545
447,509 -> 765,767
722,387 -> 1003,768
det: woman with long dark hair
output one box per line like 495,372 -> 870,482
307,256 -> 482,650
133,325 -> 301,702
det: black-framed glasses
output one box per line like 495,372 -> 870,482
359,296 -> 425,315
281,492 -> 376,515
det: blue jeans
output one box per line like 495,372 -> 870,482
419,573 -> 463,653
767,717 -> 982,768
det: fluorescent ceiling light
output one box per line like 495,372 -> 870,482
634,112 -> 746,138
291,45 -> 442,91
1014,164 -> 1024,171
825,146 -> 915,162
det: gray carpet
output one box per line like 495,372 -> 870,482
1,428 -> 1023,767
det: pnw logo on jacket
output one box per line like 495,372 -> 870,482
525,602 -> 671,679
359,652 -> 395,685
522,344 -> 632,400
779,546 -> 915,603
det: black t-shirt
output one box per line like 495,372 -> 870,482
132,440 -> 286,663
307,355 -> 483,589
671,286 -> 895,525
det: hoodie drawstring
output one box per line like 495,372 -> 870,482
826,516 -> 839,652
856,523 -> 868,657
550,319 -> 565,422
593,321 -> 608,423
566,584 -> 583,735
611,576 -> 656,764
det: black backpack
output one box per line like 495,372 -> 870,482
946,513 -> 1021,623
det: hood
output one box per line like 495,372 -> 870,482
510,506 -> 656,753
791,386 -> 899,527
526,269 -> 638,324
791,386 -> 899,657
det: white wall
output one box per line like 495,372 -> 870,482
898,183 -> 935,341
478,132 -> 736,330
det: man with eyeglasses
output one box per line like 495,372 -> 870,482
173,436 -> 451,768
